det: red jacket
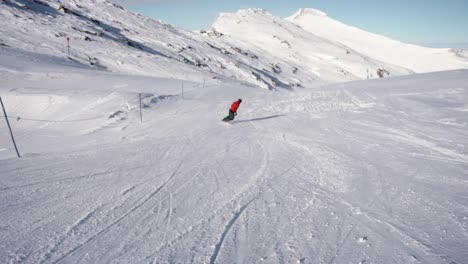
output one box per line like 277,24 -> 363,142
230,100 -> 241,113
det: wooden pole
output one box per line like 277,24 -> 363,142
0,96 -> 20,158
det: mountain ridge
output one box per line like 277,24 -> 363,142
286,8 -> 468,73
1,0 -> 467,89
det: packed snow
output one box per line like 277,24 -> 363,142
1,46 -> 468,263
1,1 -> 468,264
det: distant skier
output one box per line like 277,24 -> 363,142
222,99 -> 242,122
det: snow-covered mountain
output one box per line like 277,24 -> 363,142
287,8 -> 468,73
211,8 -> 412,85
0,0 -> 227,81
1,1 -> 467,90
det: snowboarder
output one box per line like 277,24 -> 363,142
222,99 -> 242,122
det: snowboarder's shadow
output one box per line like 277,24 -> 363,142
231,114 -> 285,124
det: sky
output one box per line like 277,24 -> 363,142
114,0 -> 468,48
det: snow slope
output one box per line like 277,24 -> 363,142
287,8 -> 468,73
1,2 -> 468,263
1,46 -> 468,263
0,0 -> 273,88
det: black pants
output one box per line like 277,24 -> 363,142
223,110 -> 235,121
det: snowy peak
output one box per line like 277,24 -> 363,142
211,7 -> 418,83
286,9 -> 468,73
237,8 -> 272,16
214,8 -> 273,25
290,8 -> 328,19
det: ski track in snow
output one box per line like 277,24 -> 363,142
209,198 -> 255,264
51,163 -> 182,264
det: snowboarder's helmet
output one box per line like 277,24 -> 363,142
238,99 -> 242,102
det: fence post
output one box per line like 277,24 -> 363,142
67,37 -> 70,58
181,83 -> 184,99
0,96 -> 20,158
139,93 -> 143,123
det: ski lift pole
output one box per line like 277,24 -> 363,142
0,96 -> 20,158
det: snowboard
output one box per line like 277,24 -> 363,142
222,117 -> 232,122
